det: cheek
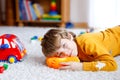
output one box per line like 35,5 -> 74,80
59,48 -> 71,57
68,41 -> 78,56
68,41 -> 76,49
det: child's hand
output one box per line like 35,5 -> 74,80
59,62 -> 83,71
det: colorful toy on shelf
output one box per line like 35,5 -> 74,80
49,0 -> 58,16
42,0 -> 61,21
42,14 -> 61,21
46,56 -> 80,69
0,64 -> 8,73
0,34 -> 27,63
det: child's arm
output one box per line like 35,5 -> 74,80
59,55 -> 117,71
82,54 -> 117,71
59,62 -> 83,71
81,39 -> 118,71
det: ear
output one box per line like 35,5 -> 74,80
69,32 -> 76,38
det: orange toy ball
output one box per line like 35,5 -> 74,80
46,57 -> 80,69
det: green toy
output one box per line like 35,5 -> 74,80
3,64 -> 8,70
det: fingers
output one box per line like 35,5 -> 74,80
59,62 -> 82,71
59,62 -> 73,70
60,62 -> 71,66
59,66 -> 71,70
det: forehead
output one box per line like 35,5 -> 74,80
61,39 -> 70,44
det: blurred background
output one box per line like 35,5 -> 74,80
0,0 -> 120,28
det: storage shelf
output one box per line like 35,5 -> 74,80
14,0 -> 70,27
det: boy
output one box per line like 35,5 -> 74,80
41,25 -> 120,71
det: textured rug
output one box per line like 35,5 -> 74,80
0,26 -> 120,80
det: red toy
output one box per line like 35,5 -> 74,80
0,64 -> 9,73
0,66 -> 4,73
0,34 -> 27,63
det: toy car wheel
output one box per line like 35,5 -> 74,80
8,56 -> 17,63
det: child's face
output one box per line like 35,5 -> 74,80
53,38 -> 78,58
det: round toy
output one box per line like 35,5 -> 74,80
46,56 -> 80,69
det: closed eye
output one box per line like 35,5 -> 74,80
55,52 -> 62,57
58,53 -> 62,57
55,52 -> 66,57
63,43 -> 66,48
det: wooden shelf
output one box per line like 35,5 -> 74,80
16,20 -> 62,23
14,0 -> 70,27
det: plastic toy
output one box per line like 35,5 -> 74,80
49,0 -> 58,16
0,64 -> 8,73
3,64 -> 8,70
42,14 -> 61,20
30,36 -> 43,43
31,36 -> 38,40
46,56 -> 80,69
42,0 -> 61,21
66,22 -> 74,28
38,37 -> 43,41
0,34 -> 27,63
80,31 -> 86,34
0,66 -> 4,73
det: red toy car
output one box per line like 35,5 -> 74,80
0,34 -> 27,63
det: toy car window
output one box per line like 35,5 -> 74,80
0,39 -> 2,45
11,42 -> 16,48
4,39 -> 10,48
13,38 -> 24,51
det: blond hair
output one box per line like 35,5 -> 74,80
41,29 -> 76,57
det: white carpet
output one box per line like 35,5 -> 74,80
0,26 -> 120,80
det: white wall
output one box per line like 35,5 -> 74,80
70,0 -> 120,28
70,0 -> 89,22
88,0 -> 120,28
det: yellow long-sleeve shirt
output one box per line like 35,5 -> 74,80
75,25 -> 120,71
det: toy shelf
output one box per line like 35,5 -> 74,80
15,0 -> 70,27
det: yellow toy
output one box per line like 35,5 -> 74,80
38,37 -> 43,41
46,56 -> 80,69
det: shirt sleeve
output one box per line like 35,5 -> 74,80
81,39 -> 118,71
